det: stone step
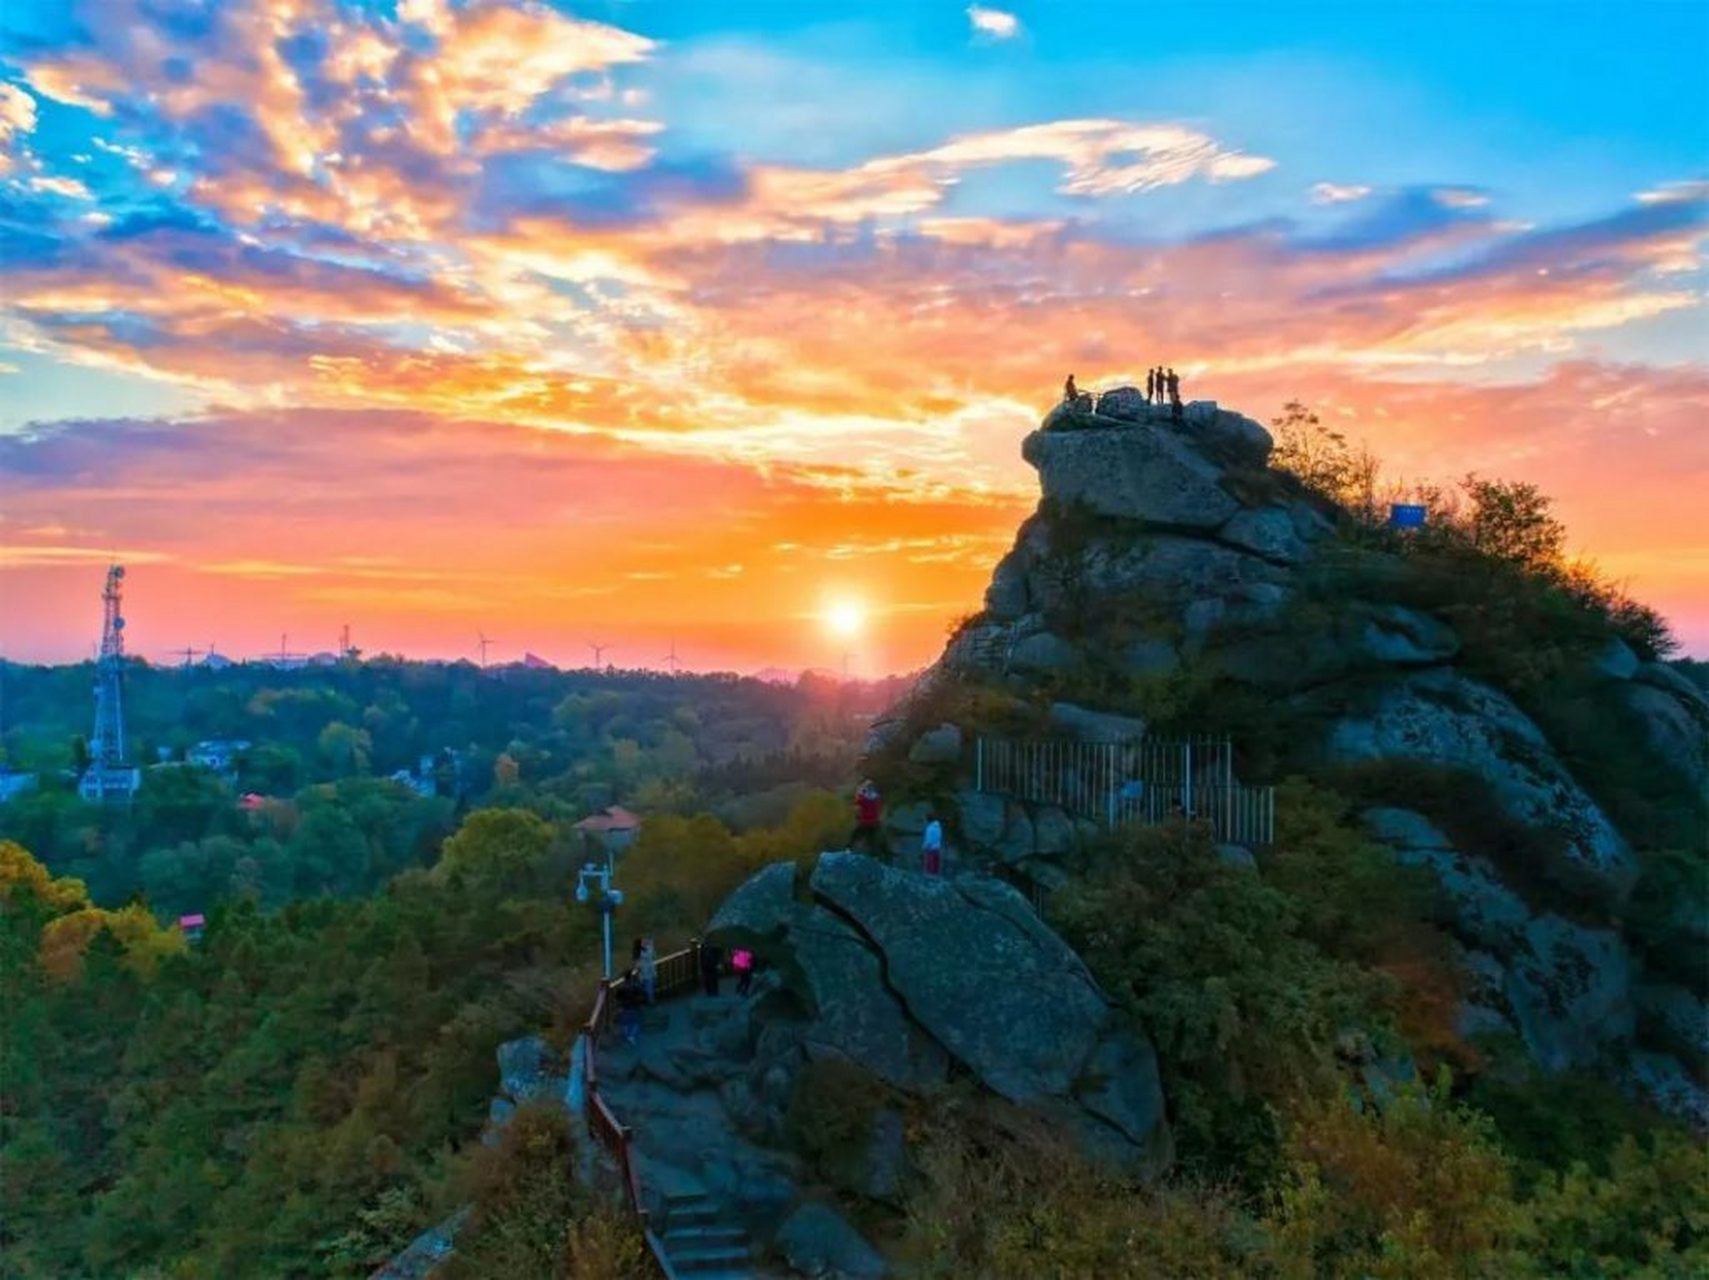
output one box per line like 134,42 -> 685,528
667,1244 -> 753,1272
663,1224 -> 748,1248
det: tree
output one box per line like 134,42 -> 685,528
1460,474 -> 1566,574
317,722 -> 373,777
0,839 -> 90,913
435,808 -> 554,890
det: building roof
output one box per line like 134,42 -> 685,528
574,805 -> 643,833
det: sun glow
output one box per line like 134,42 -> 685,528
825,599 -> 866,639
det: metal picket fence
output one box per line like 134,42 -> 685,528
975,734 -> 1275,846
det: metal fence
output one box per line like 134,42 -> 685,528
975,734 -> 1275,847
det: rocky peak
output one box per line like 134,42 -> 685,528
875,387 -> 1708,1128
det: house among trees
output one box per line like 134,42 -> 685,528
573,805 -> 642,858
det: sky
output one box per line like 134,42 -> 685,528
1,0 -> 1705,673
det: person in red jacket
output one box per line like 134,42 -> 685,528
850,779 -> 885,857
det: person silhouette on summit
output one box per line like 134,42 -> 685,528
1145,368 -> 1156,403
1063,374 -> 1078,403
1167,368 -> 1182,420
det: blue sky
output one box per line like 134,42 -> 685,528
1,0 -> 1705,665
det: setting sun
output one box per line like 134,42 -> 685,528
825,599 -> 867,639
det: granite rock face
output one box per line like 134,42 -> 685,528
1329,672 -> 1635,901
1022,422 -> 1240,528
708,855 -> 1170,1171
887,388 -> 1706,1122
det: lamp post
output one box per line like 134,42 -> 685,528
574,862 -> 623,979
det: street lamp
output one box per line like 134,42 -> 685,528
575,862 -> 623,979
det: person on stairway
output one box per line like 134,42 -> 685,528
698,939 -> 724,996
616,968 -> 644,1046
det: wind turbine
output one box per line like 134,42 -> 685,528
587,640 -> 612,671
476,631 -> 495,669
162,645 -> 205,669
663,638 -> 681,675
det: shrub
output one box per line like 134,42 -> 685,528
900,1093 -> 1257,1279
1051,822 -> 1389,1183
446,1103 -> 646,1280
1265,1075 -> 1526,1278
785,1058 -> 888,1183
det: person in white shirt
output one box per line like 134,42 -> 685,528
921,812 -> 944,876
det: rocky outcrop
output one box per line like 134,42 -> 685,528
709,862 -> 949,1090
775,1202 -> 889,1278
907,723 -> 963,765
708,855 -> 1170,1173
1022,421 -> 1240,528
1362,806 -> 1636,1071
809,854 -> 1108,1102
882,388 -> 1707,1125
1329,672 -> 1635,900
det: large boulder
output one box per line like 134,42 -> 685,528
809,855 -> 1109,1101
1220,507 -> 1310,564
1021,424 -> 1239,528
708,863 -> 949,1089
1024,529 -> 1285,616
1328,671 -> 1635,900
1635,983 -> 1709,1071
955,788 -> 1007,846
984,548 -> 1032,621
1211,602 -> 1457,686
1047,701 -> 1147,743
1009,630 -> 1078,674
1182,400 -> 1274,467
1617,680 -> 1709,794
497,1036 -> 566,1105
774,1202 -> 888,1278
908,723 -> 963,765
1031,805 -> 1078,857
1075,1029 -> 1170,1161
1361,808 -> 1635,1071
1626,1053 -> 1709,1132
1095,386 -> 1152,421
1636,661 -> 1709,714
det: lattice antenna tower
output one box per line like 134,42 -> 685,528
82,563 -> 139,801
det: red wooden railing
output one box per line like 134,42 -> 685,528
579,943 -> 701,1279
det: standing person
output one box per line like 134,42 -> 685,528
731,946 -> 755,996
638,936 -> 657,1004
699,938 -> 723,996
850,780 -> 885,857
1167,368 -> 1182,420
616,967 -> 644,1046
921,811 -> 944,876
1063,373 -> 1078,403
1145,368 -> 1157,403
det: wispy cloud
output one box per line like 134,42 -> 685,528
967,6 -> 1022,40
1311,181 -> 1372,204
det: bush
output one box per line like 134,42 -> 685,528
1265,1076 -> 1525,1278
900,1093 -> 1257,1279
446,1103 -> 646,1280
1051,822 -> 1390,1183
785,1058 -> 888,1183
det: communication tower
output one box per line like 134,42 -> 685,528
79,563 -> 140,801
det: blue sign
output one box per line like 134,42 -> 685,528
1389,504 -> 1428,529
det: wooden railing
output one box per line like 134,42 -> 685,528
579,943 -> 701,1280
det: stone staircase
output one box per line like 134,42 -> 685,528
656,1190 -> 757,1278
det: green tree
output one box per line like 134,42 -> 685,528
435,808 -> 554,891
